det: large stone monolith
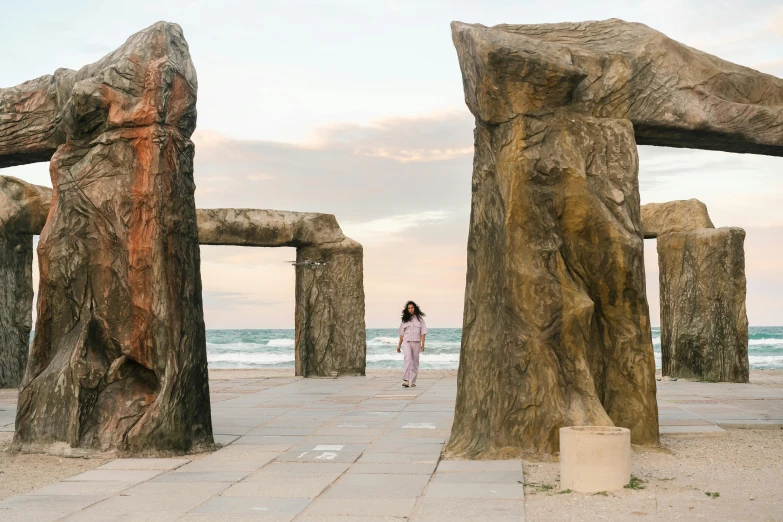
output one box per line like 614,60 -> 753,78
7,22 -> 212,453
658,228 -> 749,382
446,108 -> 659,457
446,21 -> 660,458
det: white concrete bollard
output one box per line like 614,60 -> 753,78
559,426 -> 631,493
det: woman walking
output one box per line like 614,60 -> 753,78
397,301 -> 427,387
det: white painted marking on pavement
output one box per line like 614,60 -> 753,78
402,423 -> 436,429
315,452 -> 337,460
314,445 -> 344,451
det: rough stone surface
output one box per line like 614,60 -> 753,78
0,177 -> 51,387
658,228 -> 749,382
451,19 -> 783,155
198,209 -> 366,377
444,107 -> 659,457
447,20 -> 663,457
5,22 -> 212,453
0,71 -> 75,168
641,199 -> 714,239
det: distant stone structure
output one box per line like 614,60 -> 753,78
0,192 -> 367,386
642,201 -> 749,383
198,209 -> 366,377
0,177 -> 51,388
447,18 -> 778,457
0,22 -> 212,454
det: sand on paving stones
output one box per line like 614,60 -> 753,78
523,429 -> 783,521
0,435 -> 111,500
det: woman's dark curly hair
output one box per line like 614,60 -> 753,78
401,300 -> 425,322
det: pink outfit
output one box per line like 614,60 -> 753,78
399,317 -> 427,384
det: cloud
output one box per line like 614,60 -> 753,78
202,290 -> 280,310
191,111 -> 474,228
342,210 -> 450,244
308,109 -> 474,163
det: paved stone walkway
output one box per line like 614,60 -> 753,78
0,374 -> 781,521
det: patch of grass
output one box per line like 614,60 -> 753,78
625,476 -> 646,490
520,481 -> 554,492
705,491 -> 720,498
557,489 -> 572,494
594,491 -> 609,496
699,376 -> 717,383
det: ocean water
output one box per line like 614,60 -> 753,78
206,327 -> 783,370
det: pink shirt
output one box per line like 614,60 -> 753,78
399,316 -> 427,342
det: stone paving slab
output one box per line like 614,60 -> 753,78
411,497 -> 526,522
77,493 -> 206,513
27,481 -> 134,497
98,458 -> 190,470
222,473 -> 341,498
152,471 -> 252,482
322,473 -> 431,499
0,494 -> 106,510
659,424 -> 727,437
302,497 -> 417,518
64,470 -> 164,483
64,509 -> 185,521
193,496 -> 311,517
0,509 -> 76,522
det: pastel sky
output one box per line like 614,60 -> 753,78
2,0 -> 782,328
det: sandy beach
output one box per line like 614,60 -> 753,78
1,368 -> 782,520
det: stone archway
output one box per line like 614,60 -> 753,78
197,209 -> 366,378
446,18 -> 783,458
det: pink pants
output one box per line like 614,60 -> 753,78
402,341 -> 421,384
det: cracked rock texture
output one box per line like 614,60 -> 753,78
198,209 -> 366,377
3,22 -> 212,453
0,71 -> 75,168
452,19 -> 783,155
641,199 -> 714,239
659,228 -> 749,383
0,177 -> 51,388
444,107 -> 659,457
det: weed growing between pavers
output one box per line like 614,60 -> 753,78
705,491 -> 720,498
520,481 -> 554,492
625,476 -> 646,490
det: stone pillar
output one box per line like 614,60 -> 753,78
445,110 -> 659,457
445,22 -> 659,458
0,232 -> 33,388
10,22 -> 213,453
295,239 -> 366,377
658,228 -> 749,382
0,177 -> 51,388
